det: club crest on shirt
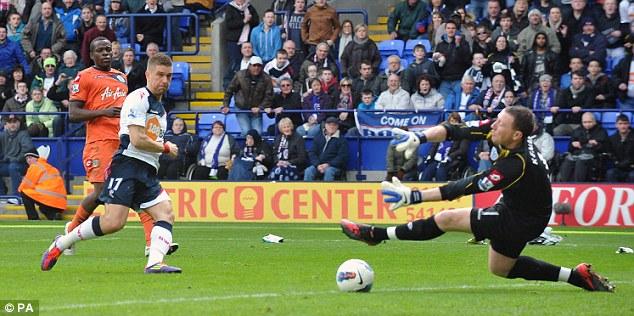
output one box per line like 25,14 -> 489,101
72,83 -> 79,93
487,169 -> 504,185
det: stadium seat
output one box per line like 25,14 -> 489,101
403,39 -> 431,60
377,40 -> 405,58
225,113 -> 241,135
197,113 -> 224,137
262,114 -> 276,136
168,62 -> 190,98
601,111 -> 619,127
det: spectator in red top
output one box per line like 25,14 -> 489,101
81,15 -> 116,67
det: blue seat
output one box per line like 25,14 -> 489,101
404,39 -> 431,60
168,62 -> 190,98
262,113 -> 276,135
377,40 -> 405,58
225,113 -> 241,135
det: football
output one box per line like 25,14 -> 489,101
336,259 -> 374,292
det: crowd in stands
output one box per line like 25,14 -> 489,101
213,0 -> 632,183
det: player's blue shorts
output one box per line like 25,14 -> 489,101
99,154 -> 169,211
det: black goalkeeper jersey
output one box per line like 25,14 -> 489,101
438,120 -> 553,218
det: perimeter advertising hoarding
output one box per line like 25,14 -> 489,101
473,184 -> 634,227
85,182 -> 472,223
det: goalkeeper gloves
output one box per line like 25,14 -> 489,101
390,128 -> 425,159
380,177 -> 423,211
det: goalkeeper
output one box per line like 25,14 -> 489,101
341,106 -> 614,292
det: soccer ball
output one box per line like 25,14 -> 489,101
336,259 -> 374,292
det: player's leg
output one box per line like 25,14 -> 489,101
341,207 -> 472,245
67,182 -> 103,231
143,197 -> 181,273
41,204 -> 129,271
139,210 -> 180,257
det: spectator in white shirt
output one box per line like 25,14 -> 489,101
375,73 -> 412,111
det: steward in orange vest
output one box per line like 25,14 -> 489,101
18,147 -> 67,220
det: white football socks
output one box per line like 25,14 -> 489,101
146,225 -> 172,268
56,217 -> 100,250
558,267 -> 572,282
387,227 -> 398,240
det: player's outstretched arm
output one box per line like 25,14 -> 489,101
68,100 -> 121,122
128,125 -> 178,158
381,177 -> 442,211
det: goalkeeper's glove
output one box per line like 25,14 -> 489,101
380,177 -> 423,211
390,128 -> 424,159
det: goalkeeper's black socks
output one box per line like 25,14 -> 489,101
378,216 -> 445,241
507,256 -> 559,281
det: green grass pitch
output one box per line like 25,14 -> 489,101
1,221 -> 633,315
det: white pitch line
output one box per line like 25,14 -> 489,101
41,281 -> 633,312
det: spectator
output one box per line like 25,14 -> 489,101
0,72 -> 11,105
190,120 -> 240,180
238,41 -> 254,71
135,0 -> 165,49
268,117 -> 307,181
509,0 -> 530,34
614,41 -> 634,109
22,2 -> 66,59
334,19 -> 353,61
387,0 -> 427,41
284,0 -> 306,61
375,55 -> 405,93
585,59 -> 615,109
558,112 -> 609,182
490,12 -> 519,52
471,24 -> 492,57
222,56 -> 274,136
529,74 -> 558,127
58,50 -> 82,81
421,112 -> 470,182
449,75 -> 480,118
118,48 -> 144,92
108,0 -> 129,40
386,127 -> 418,181
264,49 -> 293,93
81,15 -> 116,66
283,40 -> 302,81
223,0 -> 259,88
545,6 -> 569,62
297,42 -> 339,89
158,118 -> 199,180
375,73 -> 411,111
110,40 -> 122,69
356,89 -> 376,111
402,44 -> 439,94
250,9 -> 282,64
462,52 -> 487,94
126,42 -> 159,92
559,57 -> 584,90
25,87 -> 57,137
228,129 -> 272,180
6,12 -> 25,43
410,74 -> 444,111
267,77 -> 302,132
517,8 -> 561,59
486,36 -> 521,83
471,73 -> 506,120
331,77 -> 354,134
296,63 -> 318,96
351,61 -> 379,105
0,25 -> 31,78
569,17 -> 607,65
28,47 -> 52,80
2,81 -> 30,126
597,0 -> 626,70
18,146 -> 66,220
531,120 -> 555,164
300,0 -> 340,54
339,23 -> 381,79
31,57 -> 58,94
564,0 -> 591,37
76,5 -> 95,48
422,11 -> 444,46
606,114 -> 634,182
304,116 -> 348,181
319,68 -> 338,97
433,20 -> 471,107
553,71 -> 594,136
478,0 -> 502,32
0,116 -> 33,195
55,0 -> 82,53
298,78 -> 332,137
522,31 -> 560,91
270,0 -> 293,25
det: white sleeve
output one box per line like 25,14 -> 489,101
123,92 -> 148,128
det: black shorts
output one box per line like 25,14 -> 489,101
470,203 -> 549,258
99,155 -> 168,211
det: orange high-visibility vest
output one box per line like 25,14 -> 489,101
18,158 -> 67,210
